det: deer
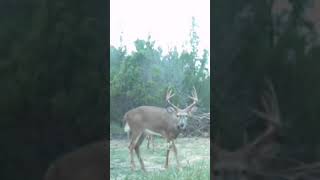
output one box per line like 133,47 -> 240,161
123,87 -> 198,171
43,140 -> 108,180
213,80 -> 320,180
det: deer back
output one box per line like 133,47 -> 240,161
124,106 -> 180,138
124,87 -> 199,140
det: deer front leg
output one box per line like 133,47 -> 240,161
165,141 -> 173,169
172,141 -> 181,169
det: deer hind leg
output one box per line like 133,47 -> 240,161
165,140 -> 173,169
128,131 -> 143,171
134,133 -> 146,171
128,144 -> 136,170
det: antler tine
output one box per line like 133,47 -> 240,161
185,86 -> 198,111
246,79 -> 281,151
166,89 -> 174,99
166,88 -> 180,110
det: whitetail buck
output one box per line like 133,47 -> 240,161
213,80 -> 320,180
43,140 -> 107,180
123,87 -> 198,171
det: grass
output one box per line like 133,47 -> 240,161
110,137 -> 210,180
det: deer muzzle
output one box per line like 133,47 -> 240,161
177,116 -> 188,130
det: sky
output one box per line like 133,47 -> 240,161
110,0 -> 210,57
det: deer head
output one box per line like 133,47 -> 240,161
166,86 -> 198,130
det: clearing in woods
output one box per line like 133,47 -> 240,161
110,137 -> 210,180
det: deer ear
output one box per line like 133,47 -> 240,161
166,106 -> 176,113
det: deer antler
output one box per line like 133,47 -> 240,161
245,79 -> 281,151
185,86 -> 199,111
166,88 -> 180,110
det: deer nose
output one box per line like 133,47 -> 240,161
178,123 -> 186,130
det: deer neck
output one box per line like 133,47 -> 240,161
165,125 -> 181,140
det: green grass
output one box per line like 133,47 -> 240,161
110,137 -> 210,180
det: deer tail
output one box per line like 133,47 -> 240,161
123,113 -> 130,133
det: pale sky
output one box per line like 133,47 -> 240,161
110,0 -> 210,58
